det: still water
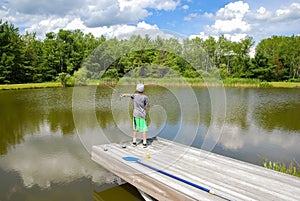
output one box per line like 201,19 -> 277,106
0,86 -> 299,200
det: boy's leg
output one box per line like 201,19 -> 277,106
141,118 -> 147,147
132,117 -> 148,147
132,117 -> 138,146
142,131 -> 147,145
132,131 -> 138,146
133,131 -> 138,143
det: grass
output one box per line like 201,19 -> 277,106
263,159 -> 300,177
0,82 -> 61,90
1,79 -> 300,90
270,82 -> 300,88
96,78 -> 300,88
223,78 -> 260,87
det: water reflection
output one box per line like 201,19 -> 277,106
0,88 -> 76,155
0,134 -> 106,189
223,88 -> 250,129
1,87 -> 300,161
195,88 -> 300,164
94,183 -> 146,201
0,86 -> 299,200
254,102 -> 300,131
0,88 -> 117,201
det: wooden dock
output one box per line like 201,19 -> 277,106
91,137 -> 300,201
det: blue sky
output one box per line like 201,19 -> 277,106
1,0 -> 299,43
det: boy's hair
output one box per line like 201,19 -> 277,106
136,83 -> 144,92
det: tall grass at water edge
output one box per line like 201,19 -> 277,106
263,159 -> 300,177
1,79 -> 299,90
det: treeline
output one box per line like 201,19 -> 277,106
0,20 -> 104,84
1,20 -> 300,84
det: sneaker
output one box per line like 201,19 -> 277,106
132,142 -> 137,147
142,143 -> 147,148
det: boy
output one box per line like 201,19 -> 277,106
121,84 -> 150,148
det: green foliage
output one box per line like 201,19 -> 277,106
0,21 -> 102,84
289,78 -> 300,82
0,20 -> 300,85
73,67 -> 88,86
254,35 -> 300,81
263,159 -> 300,177
0,21 -> 25,83
224,78 -> 260,85
259,82 -> 273,88
57,72 -> 71,87
0,82 -> 61,90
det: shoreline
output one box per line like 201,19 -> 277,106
0,82 -> 61,90
0,81 -> 300,90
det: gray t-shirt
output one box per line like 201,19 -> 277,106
130,93 -> 150,119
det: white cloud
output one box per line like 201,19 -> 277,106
247,3 -> 300,23
108,22 -> 177,40
188,2 -> 251,43
189,31 -> 210,40
151,0 -> 179,10
137,20 -> 158,29
1,0 -> 180,38
224,33 -> 249,42
252,7 -> 272,20
10,0 -> 82,16
1,0 -> 299,44
25,17 -> 70,37
190,1 -> 252,42
273,3 -> 300,21
203,12 -> 214,19
118,0 -> 179,11
78,0 -> 180,27
216,1 -> 249,20
28,17 -> 164,40
25,17 -> 161,39
79,0 -> 149,27
199,1 -> 300,43
213,18 -> 250,33
189,31 -> 249,44
244,2 -> 300,41
213,1 -> 250,33
182,4 -> 189,10
184,13 -> 199,21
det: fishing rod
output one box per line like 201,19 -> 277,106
104,83 -> 123,100
123,156 -> 233,201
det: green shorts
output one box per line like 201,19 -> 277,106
133,117 -> 148,132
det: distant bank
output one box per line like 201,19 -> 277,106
0,80 -> 299,90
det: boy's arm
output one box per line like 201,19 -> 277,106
121,93 -> 131,97
146,98 -> 150,109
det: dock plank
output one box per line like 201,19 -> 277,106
92,137 -> 300,201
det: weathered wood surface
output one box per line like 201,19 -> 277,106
91,137 -> 300,201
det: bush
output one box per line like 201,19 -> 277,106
288,78 -> 300,82
57,72 -> 71,88
73,67 -> 88,86
259,82 -> 273,88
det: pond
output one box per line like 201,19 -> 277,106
0,86 -> 299,200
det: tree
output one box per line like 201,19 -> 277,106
42,32 -> 61,81
57,72 -> 71,87
22,32 -> 45,83
286,36 -> 300,79
1,20 -> 300,84
0,21 -> 25,83
252,51 -> 276,81
253,35 -> 300,81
